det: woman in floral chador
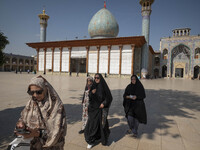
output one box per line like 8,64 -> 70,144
15,76 -> 67,150
79,76 -> 93,134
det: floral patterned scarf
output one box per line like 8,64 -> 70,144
18,76 -> 67,149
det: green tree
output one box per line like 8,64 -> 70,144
0,32 -> 9,66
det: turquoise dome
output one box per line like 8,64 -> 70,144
88,8 -> 119,39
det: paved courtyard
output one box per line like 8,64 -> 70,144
0,72 -> 200,150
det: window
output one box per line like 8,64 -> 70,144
163,49 -> 168,60
195,48 -> 200,59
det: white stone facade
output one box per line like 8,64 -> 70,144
37,44 -> 139,75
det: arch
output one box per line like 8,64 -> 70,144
25,59 -> 29,65
163,49 -> 168,59
19,59 -> 24,65
184,30 -> 187,35
4,65 -> 10,71
171,44 -> 190,77
12,57 -> 17,64
194,65 -> 200,79
162,65 -> 167,77
195,47 -> 200,59
171,44 -> 190,60
180,30 -> 183,36
5,57 -> 10,64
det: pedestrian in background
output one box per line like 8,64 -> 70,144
123,75 -> 147,137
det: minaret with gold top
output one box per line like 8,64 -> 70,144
140,0 -> 154,78
38,9 -> 49,42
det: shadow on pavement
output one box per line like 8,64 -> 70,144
0,88 -> 200,149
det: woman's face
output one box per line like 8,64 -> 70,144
87,79 -> 93,85
131,76 -> 136,84
29,85 -> 45,101
94,75 -> 100,84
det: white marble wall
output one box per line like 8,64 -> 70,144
54,48 -> 60,72
46,48 -> 52,70
38,44 -> 134,74
99,46 -> 108,74
110,46 -> 120,74
39,48 -> 44,71
88,46 -> 97,73
121,45 -> 132,74
62,47 -> 69,72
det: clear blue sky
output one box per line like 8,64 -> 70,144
0,0 -> 200,56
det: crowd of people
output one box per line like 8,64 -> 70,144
12,73 -> 147,149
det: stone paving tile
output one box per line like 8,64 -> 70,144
137,141 -> 161,150
161,140 -> 186,150
112,144 -> 137,150
64,143 -> 86,150
115,135 -> 139,149
182,141 -> 200,150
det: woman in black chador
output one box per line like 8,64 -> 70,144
84,73 -> 113,149
123,75 -> 147,137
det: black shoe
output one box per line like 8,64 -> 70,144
126,129 -> 132,135
79,130 -> 84,134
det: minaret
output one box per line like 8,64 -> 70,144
140,0 -> 154,77
140,0 -> 154,45
38,9 -> 49,42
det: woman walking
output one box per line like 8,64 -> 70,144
123,75 -> 147,137
79,76 -> 93,134
84,73 -> 112,149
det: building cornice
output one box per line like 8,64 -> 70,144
26,36 -> 146,49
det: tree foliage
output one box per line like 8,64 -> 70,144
0,32 -> 9,66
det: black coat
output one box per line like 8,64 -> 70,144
123,75 -> 147,124
84,73 -> 112,145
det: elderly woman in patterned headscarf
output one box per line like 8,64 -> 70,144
79,76 -> 93,134
15,76 -> 67,150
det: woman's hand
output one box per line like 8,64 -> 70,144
126,95 -> 137,100
92,89 -> 96,94
132,95 -> 137,100
16,127 -> 40,139
99,103 -> 104,108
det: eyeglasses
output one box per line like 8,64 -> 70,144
28,90 -> 43,95
94,77 -> 100,80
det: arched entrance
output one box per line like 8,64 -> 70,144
194,66 -> 200,79
171,44 -> 190,78
162,65 -> 167,77
175,64 -> 184,78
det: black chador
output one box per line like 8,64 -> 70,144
84,73 -> 112,146
123,75 -> 147,124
